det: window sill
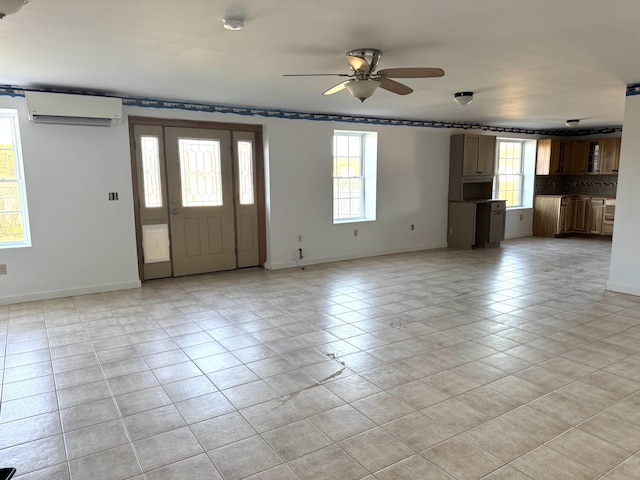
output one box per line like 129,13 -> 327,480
333,218 -> 376,225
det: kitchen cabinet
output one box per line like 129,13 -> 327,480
559,199 -> 568,234
537,137 -> 620,175
475,201 -> 506,247
449,134 -> 496,201
534,195 -> 614,237
536,139 -> 567,175
571,197 -> 589,233
565,197 -> 577,232
569,140 -> 589,174
602,199 -> 615,235
448,200 -> 505,249
600,138 -> 621,174
587,141 -> 600,173
589,198 -> 605,234
533,196 -> 563,237
451,134 -> 496,177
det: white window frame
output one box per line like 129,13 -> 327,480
494,139 -> 525,208
333,130 -> 377,224
0,109 -> 31,249
494,137 -> 536,210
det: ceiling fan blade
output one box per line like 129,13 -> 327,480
283,73 -> 351,77
347,56 -> 370,74
322,80 -> 350,96
377,67 -> 445,78
379,77 -> 413,95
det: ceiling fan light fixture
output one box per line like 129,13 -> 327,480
345,79 -> 380,102
454,91 -> 473,105
222,17 -> 244,31
0,0 -> 27,19
565,119 -> 580,127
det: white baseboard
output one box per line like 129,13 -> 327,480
0,280 -> 142,306
504,232 -> 533,240
266,242 -> 448,270
606,281 -> 640,297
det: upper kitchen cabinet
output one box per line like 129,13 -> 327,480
569,140 -> 589,174
451,134 -> 497,177
536,138 -> 567,175
600,137 -> 621,174
537,137 -> 621,175
449,134 -> 496,201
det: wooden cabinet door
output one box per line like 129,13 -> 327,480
462,135 -> 495,176
462,135 -> 480,175
537,139 -> 569,174
536,139 -> 551,175
549,139 -> 567,174
600,138 -> 621,174
587,141 -> 600,173
566,197 -> 576,232
477,135 -> 496,175
573,197 -> 589,232
559,205 -> 567,234
570,140 -> 589,174
589,199 -> 604,234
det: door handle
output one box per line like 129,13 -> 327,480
172,209 -> 179,215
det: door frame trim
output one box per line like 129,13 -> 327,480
128,116 -> 267,281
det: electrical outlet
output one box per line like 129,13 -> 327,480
411,224 -> 415,231
0,264 -> 6,275
519,214 -> 524,221
297,235 -> 302,243
353,229 -> 358,237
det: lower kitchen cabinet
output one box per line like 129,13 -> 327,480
589,198 -> 605,234
571,197 -> 589,233
448,200 -> 506,249
533,195 -> 614,238
533,196 -> 563,237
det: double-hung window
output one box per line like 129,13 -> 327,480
495,139 -> 525,207
0,109 -> 31,248
333,130 -> 377,223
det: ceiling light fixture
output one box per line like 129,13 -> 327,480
345,79 -> 380,102
0,0 -> 27,19
454,92 -> 473,105
565,119 -> 580,127
222,17 -> 244,31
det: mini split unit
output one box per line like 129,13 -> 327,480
25,91 -> 123,126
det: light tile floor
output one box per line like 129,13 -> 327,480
1,237 -> 640,480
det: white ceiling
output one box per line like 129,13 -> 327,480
2,0 -> 640,130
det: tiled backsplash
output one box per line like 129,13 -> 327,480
535,174 -> 618,196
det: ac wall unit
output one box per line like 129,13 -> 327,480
25,91 -> 123,126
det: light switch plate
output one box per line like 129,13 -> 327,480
0,264 -> 7,275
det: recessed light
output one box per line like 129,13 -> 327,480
222,17 -> 244,31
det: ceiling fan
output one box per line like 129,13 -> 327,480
283,48 -> 445,102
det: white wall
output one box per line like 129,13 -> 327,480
0,98 -> 452,304
608,93 -> 640,295
505,208 -> 533,239
0,96 -> 141,304
266,121 -> 450,269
